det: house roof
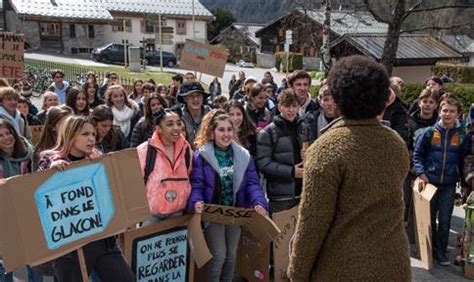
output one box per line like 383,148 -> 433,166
210,23 -> 264,46
255,9 -> 388,37
9,0 -> 213,21
232,23 -> 265,46
10,0 -> 113,20
331,34 -> 464,64
305,10 -> 388,35
440,35 -> 474,54
100,0 -> 213,18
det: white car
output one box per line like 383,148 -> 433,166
238,59 -> 254,68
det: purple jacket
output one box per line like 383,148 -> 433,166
187,141 -> 268,211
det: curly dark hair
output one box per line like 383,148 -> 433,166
327,55 -> 389,120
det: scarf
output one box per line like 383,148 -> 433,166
111,105 -> 135,137
298,96 -> 311,117
0,106 -> 22,135
0,136 -> 33,178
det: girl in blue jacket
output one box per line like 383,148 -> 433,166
413,94 -> 469,266
188,109 -> 267,282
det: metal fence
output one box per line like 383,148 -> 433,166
24,58 -> 135,87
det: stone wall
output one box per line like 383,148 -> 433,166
256,52 -> 274,68
62,24 -> 108,56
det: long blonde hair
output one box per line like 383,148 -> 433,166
194,109 -> 235,148
51,115 -> 94,158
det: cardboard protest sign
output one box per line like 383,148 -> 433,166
201,204 -> 280,247
180,39 -> 228,78
0,149 -> 150,272
30,125 -> 44,147
236,230 -> 270,281
412,179 -> 437,270
272,206 -> 299,282
0,32 -> 24,78
123,216 -> 194,282
187,214 -> 212,269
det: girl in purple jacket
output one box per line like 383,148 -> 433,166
188,109 -> 267,282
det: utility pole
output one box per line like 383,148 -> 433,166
158,13 -> 163,71
192,0 -> 196,39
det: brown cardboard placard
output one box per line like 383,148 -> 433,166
122,216 -> 194,282
188,214 -> 212,269
412,179 -> 437,270
272,206 -> 299,282
201,204 -> 280,247
0,32 -> 24,78
180,39 -> 228,78
30,125 -> 44,147
0,149 -> 150,272
236,229 -> 270,282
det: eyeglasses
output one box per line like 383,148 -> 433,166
110,76 -> 117,80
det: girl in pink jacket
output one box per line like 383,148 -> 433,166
137,107 -> 192,222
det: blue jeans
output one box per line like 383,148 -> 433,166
204,223 -> 241,282
430,184 -> 456,257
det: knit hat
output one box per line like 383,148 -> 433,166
425,76 -> 443,86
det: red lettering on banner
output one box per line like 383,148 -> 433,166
1,66 -> 22,78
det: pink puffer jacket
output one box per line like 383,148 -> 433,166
137,132 -> 192,216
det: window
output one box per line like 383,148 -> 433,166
69,24 -> 76,38
39,23 -> 61,37
143,20 -> 154,33
111,19 -> 132,32
176,20 -> 186,35
88,25 -> 95,38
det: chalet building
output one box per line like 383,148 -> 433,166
331,34 -> 465,82
255,9 -> 387,57
209,23 -> 264,63
4,0 -> 213,58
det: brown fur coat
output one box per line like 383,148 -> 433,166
287,118 -> 411,281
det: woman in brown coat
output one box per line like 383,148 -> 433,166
288,55 -> 411,281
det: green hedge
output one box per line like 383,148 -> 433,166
432,63 -> 474,84
275,52 -> 303,72
400,82 -> 474,113
311,82 -> 474,113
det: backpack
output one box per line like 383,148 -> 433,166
143,140 -> 192,185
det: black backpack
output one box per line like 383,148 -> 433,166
143,140 -> 192,184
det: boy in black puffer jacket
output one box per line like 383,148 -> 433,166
256,89 -> 313,214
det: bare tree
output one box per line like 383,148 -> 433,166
321,0 -> 332,73
363,0 -> 474,74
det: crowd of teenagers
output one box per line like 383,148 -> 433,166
0,54 -> 472,281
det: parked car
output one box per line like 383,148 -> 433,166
91,43 -> 128,63
143,51 -> 177,67
238,59 -> 254,68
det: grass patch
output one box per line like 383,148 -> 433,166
25,58 -> 175,86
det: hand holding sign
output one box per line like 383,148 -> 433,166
50,160 -> 70,171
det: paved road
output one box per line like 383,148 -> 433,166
23,52 -> 472,281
